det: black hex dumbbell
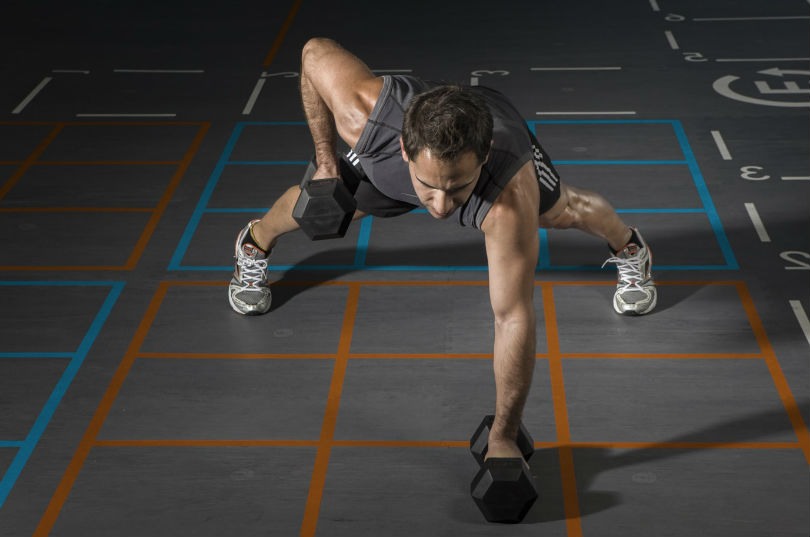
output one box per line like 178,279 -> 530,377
292,176 -> 357,240
469,415 -> 539,523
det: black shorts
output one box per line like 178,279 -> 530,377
528,129 -> 563,215
300,134 -> 562,219
299,153 -> 417,218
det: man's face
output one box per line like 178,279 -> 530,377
401,144 -> 484,220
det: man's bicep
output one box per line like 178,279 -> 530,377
484,213 -> 539,321
301,38 -> 381,145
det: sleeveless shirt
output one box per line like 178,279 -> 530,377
352,75 -> 532,229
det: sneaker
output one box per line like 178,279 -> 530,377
228,220 -> 272,315
601,227 -> 657,315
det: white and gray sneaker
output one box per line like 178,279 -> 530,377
228,220 -> 272,315
602,227 -> 657,315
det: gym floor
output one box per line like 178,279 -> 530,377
1,1 -> 809,535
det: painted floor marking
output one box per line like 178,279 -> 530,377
31,280 -> 809,536
649,0 -> 660,12
716,57 -> 810,63
75,113 -> 177,118
536,111 -> 637,115
694,16 -> 810,21
789,301 -> 810,348
242,78 -> 266,115
744,202 -> 771,242
782,176 -> 810,181
170,119 -> 738,272
112,69 -> 204,74
665,30 -> 680,50
1,121 -> 208,271
12,77 -> 52,114
0,281 -> 124,510
530,66 -> 622,71
711,130 -> 733,160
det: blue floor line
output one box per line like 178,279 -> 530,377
671,120 -> 739,270
168,123 -> 246,270
0,282 -> 124,509
0,442 -> 23,449
174,263 -> 726,272
173,119 -> 736,272
354,216 -> 374,266
538,229 -> 551,270
0,353 -> 74,359
554,160 -> 687,165
227,160 -> 308,166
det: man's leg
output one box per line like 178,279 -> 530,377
540,184 -> 657,315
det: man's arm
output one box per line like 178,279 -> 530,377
481,161 -> 540,458
299,38 -> 382,179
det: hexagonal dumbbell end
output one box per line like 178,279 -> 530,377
470,457 -> 539,523
292,178 -> 357,240
469,415 -> 535,466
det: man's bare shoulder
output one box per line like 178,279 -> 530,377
481,161 -> 539,236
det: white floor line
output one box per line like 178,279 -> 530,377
789,301 -> 810,348
113,69 -> 204,74
716,57 -> 810,62
75,113 -> 176,117
536,111 -> 637,115
782,176 -> 810,181
649,0 -> 660,12
242,78 -> 266,116
711,130 -> 733,160
530,67 -> 622,71
12,77 -> 52,114
744,203 -> 771,242
695,16 -> 810,21
665,30 -> 680,50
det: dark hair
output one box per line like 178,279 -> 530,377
402,85 -> 493,163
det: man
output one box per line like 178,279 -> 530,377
227,38 -> 656,460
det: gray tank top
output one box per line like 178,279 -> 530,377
353,75 -> 532,229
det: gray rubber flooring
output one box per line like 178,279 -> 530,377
1,1 -> 809,536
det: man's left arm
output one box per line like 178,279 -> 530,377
481,161 -> 540,458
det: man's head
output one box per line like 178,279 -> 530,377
400,85 -> 493,219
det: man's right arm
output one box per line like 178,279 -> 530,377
299,38 -> 382,179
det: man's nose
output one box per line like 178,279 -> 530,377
432,191 -> 452,213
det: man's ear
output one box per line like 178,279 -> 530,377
399,137 -> 410,163
482,140 -> 493,165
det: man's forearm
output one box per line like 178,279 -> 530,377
300,63 -> 339,176
491,315 -> 536,441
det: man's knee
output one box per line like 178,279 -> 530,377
539,187 -> 577,229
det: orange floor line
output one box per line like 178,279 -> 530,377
561,352 -> 763,359
300,283 -> 360,537
0,123 -> 63,200
67,121 -> 205,127
349,352 -> 495,359
565,441 -> 801,450
95,439 -> 320,448
0,265 -> 130,271
137,352 -> 336,359
0,206 -> 154,213
263,0 -> 304,68
123,122 -> 210,270
0,121 -> 55,126
91,439 -> 800,450
34,160 -> 181,166
541,283 -> 583,536
34,282 -> 170,537
737,282 -> 810,465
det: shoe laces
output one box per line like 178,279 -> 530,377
602,248 -> 646,293
236,255 -> 268,288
